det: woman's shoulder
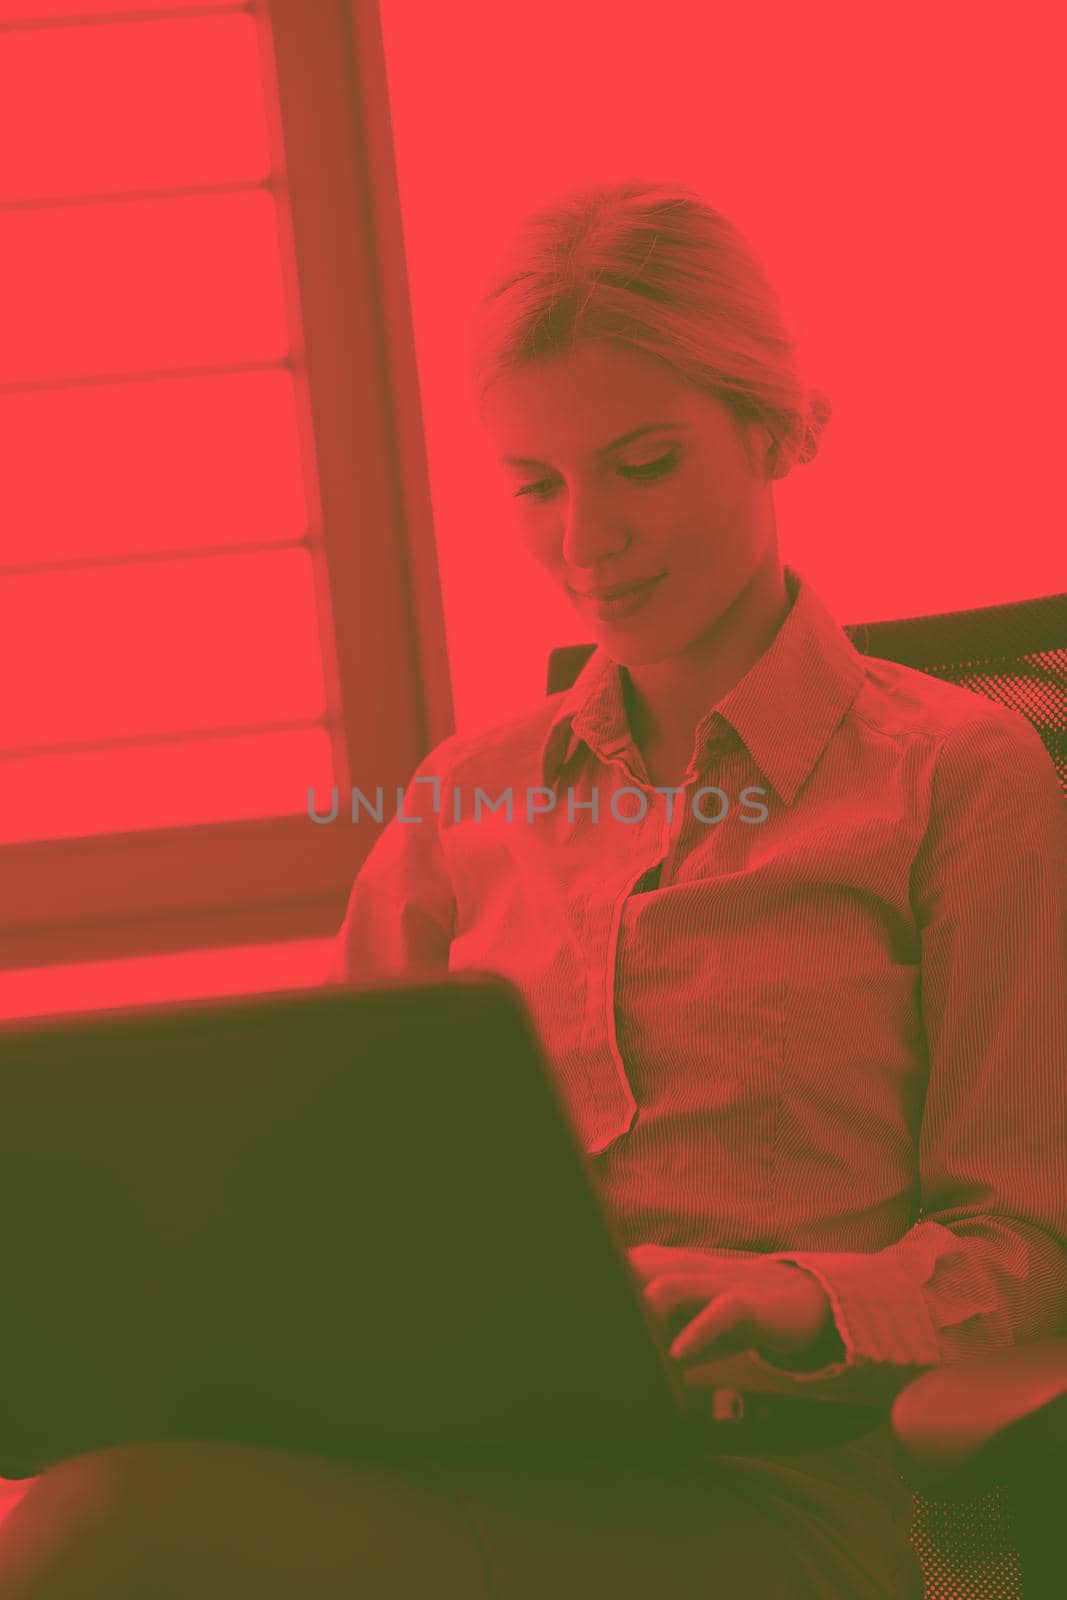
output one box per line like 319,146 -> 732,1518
852,652 -> 1049,747
416,697 -> 565,789
849,654 -> 1062,826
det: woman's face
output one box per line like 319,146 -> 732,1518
482,339 -> 779,664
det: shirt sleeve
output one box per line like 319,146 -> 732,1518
329,735 -> 459,987
758,708 -> 1067,1391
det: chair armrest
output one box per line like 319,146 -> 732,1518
890,1338 -> 1067,1493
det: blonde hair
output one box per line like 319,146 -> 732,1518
470,179 -> 830,479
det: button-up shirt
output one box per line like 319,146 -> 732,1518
332,564 -> 1067,1389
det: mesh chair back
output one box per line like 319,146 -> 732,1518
546,589 -> 1067,1600
547,590 -> 1067,797
844,591 -> 1066,794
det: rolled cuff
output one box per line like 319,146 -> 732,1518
756,1250 -> 943,1379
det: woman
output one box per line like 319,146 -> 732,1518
2,181 -> 1063,1598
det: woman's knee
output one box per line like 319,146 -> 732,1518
0,1441 -> 492,1599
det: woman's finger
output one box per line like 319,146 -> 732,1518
668,1290 -> 750,1361
627,1245 -> 739,1285
642,1270 -> 729,1324
627,1245 -> 690,1283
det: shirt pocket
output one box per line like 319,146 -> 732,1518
609,960 -> 789,1238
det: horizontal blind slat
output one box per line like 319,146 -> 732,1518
0,4 -> 247,22
1,370 -> 308,565
0,725 -> 335,844
0,937 -> 334,1024
0,13 -> 268,204
1,548 -> 327,749
0,190 -> 289,387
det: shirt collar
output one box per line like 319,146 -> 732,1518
539,564 -> 867,806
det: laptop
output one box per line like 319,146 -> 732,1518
0,973 -> 877,1478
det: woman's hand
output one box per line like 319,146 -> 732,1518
627,1244 -> 844,1382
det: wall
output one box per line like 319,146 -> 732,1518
3,1 -> 1061,1019
378,0 -> 1066,736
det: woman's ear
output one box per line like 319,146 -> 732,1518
738,416 -> 778,481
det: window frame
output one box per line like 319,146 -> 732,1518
1,0 -> 454,973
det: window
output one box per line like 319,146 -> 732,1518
0,1 -> 453,1006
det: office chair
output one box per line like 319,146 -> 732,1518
547,587 -> 1067,1600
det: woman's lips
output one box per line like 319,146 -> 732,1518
575,574 -> 666,619
571,575 -> 664,599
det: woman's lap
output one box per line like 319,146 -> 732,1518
0,1443 -> 490,1599
0,1437 -> 921,1599
434,1444 -> 921,1600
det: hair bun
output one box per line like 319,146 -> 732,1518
796,388 -> 832,465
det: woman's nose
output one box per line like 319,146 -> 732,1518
560,493 -> 629,569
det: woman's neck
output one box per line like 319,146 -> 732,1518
621,559 -> 793,766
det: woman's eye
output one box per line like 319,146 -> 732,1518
619,450 -> 679,481
513,449 -> 678,500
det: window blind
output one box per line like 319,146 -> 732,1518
0,4 -> 335,849
0,1 -> 454,1010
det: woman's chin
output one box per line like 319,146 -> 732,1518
596,630 -> 678,667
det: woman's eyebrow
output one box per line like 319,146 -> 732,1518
501,420 -> 691,468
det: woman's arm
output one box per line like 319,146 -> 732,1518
757,709 -> 1067,1385
330,736 -> 460,986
